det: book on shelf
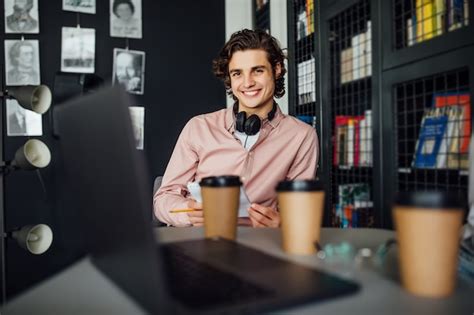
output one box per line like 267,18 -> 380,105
408,0 -> 468,46
333,113 -> 370,167
306,0 -> 315,36
297,58 -> 316,104
412,108 -> 449,168
296,0 -> 315,40
416,0 -> 436,41
448,0 -> 469,31
335,183 -> 373,228
340,21 -> 372,85
434,92 -> 471,170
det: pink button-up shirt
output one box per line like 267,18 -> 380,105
153,105 -> 319,226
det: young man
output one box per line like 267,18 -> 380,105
154,29 -> 318,227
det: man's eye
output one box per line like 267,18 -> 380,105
255,69 -> 264,73
231,72 -> 240,77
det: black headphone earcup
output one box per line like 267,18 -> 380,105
244,114 -> 261,136
235,111 -> 246,133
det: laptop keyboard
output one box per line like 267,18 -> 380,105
161,245 -> 274,310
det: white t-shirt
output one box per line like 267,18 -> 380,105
234,130 -> 260,150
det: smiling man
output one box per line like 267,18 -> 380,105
154,29 -> 319,228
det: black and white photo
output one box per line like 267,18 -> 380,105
63,0 -> 96,14
129,106 -> 144,150
4,0 -> 39,33
61,27 -> 96,73
6,99 -> 42,136
5,39 -> 40,86
113,48 -> 145,95
110,0 -> 142,38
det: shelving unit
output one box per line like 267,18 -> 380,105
288,0 -> 472,229
288,0 -> 319,145
319,0 -> 377,228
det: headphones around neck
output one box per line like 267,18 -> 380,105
233,102 -> 277,136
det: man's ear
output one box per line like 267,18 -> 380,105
274,62 -> 282,79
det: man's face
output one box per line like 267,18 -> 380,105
13,0 -> 31,19
116,4 -> 133,20
17,45 -> 34,68
116,53 -> 136,82
229,49 -> 280,113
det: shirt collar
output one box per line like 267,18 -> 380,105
224,103 -> 284,133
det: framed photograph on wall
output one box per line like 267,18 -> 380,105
129,106 -> 145,150
5,39 -> 41,86
63,0 -> 96,14
112,48 -> 145,95
6,99 -> 42,136
4,0 -> 40,34
110,0 -> 142,38
61,27 -> 96,73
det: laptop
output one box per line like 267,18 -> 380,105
55,86 -> 359,314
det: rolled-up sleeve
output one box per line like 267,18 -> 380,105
153,118 -> 199,227
286,127 -> 318,180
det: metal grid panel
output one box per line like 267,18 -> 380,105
292,0 -> 317,123
255,0 -> 270,33
328,0 -> 374,228
393,0 -> 470,50
395,68 -> 470,195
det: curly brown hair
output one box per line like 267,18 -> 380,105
212,29 -> 287,99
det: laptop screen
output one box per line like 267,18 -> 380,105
55,86 -> 172,314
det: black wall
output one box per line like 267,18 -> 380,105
1,0 -> 225,299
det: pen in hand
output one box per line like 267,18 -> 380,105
169,208 -> 197,213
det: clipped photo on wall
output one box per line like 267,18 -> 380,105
110,0 -> 142,38
5,39 -> 40,86
63,0 -> 96,14
6,99 -> 42,136
61,27 -> 96,73
4,0 -> 40,33
129,106 -> 144,150
112,48 -> 145,95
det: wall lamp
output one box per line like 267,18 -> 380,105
0,85 -> 52,114
4,224 -> 53,255
1,139 -> 52,175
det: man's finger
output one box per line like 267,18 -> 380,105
187,210 -> 203,217
249,204 -> 274,220
248,208 -> 269,227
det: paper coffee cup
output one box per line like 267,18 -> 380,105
277,180 -> 324,255
200,175 -> 241,240
393,191 -> 465,298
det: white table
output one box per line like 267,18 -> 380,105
3,227 -> 474,314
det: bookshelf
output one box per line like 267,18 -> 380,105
288,0 -> 472,228
255,0 -> 271,33
382,46 -> 474,228
321,0 -> 377,228
288,0 -> 317,117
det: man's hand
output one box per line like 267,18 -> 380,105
186,199 -> 203,226
248,203 -> 280,228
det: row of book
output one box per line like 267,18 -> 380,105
333,183 -> 374,228
407,0 -> 469,46
412,92 -> 470,170
333,110 -> 373,167
340,21 -> 372,84
296,0 -> 315,40
297,57 -> 316,105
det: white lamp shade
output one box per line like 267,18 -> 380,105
12,224 -> 53,255
13,139 -> 52,170
8,85 -> 52,114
